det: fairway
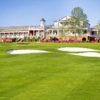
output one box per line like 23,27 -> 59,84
0,42 -> 100,100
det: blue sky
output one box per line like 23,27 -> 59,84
0,0 -> 100,26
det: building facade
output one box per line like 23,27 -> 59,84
0,17 -> 98,42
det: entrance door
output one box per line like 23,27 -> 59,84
29,30 -> 33,36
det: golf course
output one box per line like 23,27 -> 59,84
0,42 -> 100,100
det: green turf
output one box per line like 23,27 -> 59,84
0,42 -> 100,100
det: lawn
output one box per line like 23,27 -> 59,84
0,42 -> 100,100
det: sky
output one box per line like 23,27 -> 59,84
0,0 -> 100,26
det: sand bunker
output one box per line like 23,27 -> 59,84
8,50 -> 48,54
58,47 -> 100,57
58,47 -> 98,52
71,52 -> 100,57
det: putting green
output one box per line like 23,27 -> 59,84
0,43 -> 100,100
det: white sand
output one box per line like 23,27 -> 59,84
8,50 -> 48,54
58,47 -> 100,57
58,47 -> 98,52
71,52 -> 100,57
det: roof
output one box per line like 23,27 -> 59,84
54,16 -> 70,22
40,18 -> 46,22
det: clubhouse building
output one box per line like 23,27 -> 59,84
0,17 -> 98,42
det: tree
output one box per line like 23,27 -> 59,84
64,7 -> 89,35
71,7 -> 88,28
71,7 -> 87,19
65,16 -> 83,34
95,23 -> 100,34
95,21 -> 100,29
65,16 -> 80,27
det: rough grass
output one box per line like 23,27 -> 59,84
0,42 -> 100,100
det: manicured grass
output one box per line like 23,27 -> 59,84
0,42 -> 100,100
